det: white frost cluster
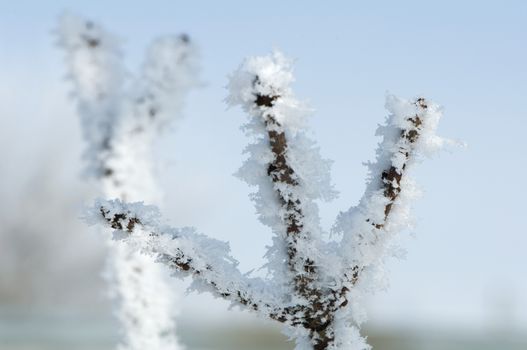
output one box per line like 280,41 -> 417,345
58,12 -> 199,350
87,51 -> 446,350
227,51 -> 312,132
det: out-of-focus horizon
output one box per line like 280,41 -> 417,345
1,0 -> 526,349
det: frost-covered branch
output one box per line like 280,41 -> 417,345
59,12 -> 199,350
228,53 -> 326,300
86,51 -> 447,350
95,199 -> 290,318
334,96 -> 444,290
226,53 -> 350,349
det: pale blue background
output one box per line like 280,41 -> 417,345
1,0 -> 526,334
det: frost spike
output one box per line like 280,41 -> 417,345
374,97 -> 427,226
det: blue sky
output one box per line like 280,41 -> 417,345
1,0 -> 526,331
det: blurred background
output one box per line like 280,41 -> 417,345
1,0 -> 526,349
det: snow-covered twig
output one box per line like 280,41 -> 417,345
334,96 -> 444,289
88,51 -> 446,350
95,200 -> 288,318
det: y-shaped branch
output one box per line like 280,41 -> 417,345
102,34 -> 199,203
59,13 -> 199,350
87,52 -> 446,350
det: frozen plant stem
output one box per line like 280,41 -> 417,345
89,52 -> 446,350
58,13 -> 199,350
